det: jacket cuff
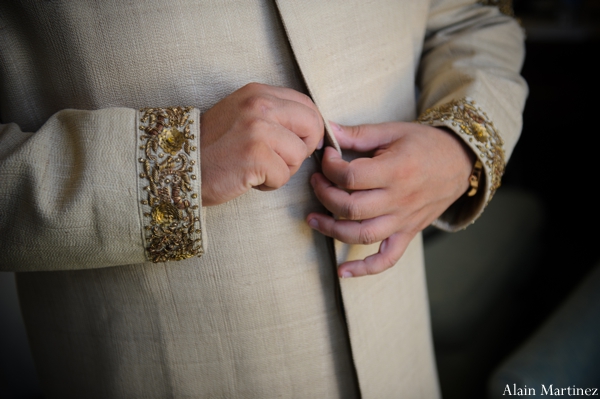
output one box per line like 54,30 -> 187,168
136,107 -> 205,262
418,97 -> 505,231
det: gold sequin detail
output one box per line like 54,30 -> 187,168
477,0 -> 514,17
138,106 -> 203,262
417,98 -> 505,203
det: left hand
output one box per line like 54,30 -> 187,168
306,121 -> 475,278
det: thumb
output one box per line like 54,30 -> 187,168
329,121 -> 401,152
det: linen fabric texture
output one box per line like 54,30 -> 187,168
0,0 -> 527,398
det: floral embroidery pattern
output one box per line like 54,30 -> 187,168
418,98 -> 505,203
138,107 -> 203,262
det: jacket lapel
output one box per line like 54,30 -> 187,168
273,2 -> 437,398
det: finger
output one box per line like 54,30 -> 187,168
337,232 -> 413,277
320,146 -> 391,190
240,83 -> 324,151
310,173 -> 392,220
306,212 -> 398,246
248,144 -> 291,191
270,98 -> 324,152
264,122 -> 310,175
329,121 -> 407,152
243,94 -> 323,154
258,84 -> 320,115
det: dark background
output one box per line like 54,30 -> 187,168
1,1 -> 599,398
504,0 -> 599,338
430,0 -> 600,397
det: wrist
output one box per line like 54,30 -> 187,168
435,126 -> 477,194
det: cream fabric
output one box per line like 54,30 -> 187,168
0,0 -> 526,398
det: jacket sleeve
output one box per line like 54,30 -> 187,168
0,107 -> 205,272
416,0 -> 527,231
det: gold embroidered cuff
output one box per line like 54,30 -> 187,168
418,98 -> 506,204
137,106 -> 204,262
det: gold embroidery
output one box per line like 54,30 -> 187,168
138,106 -> 203,262
477,0 -> 515,17
417,98 -> 505,203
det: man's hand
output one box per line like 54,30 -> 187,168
200,83 -> 324,206
307,121 -> 475,278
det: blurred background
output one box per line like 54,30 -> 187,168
427,0 -> 600,397
1,0 -> 599,398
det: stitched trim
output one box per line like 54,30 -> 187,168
137,107 -> 203,262
417,98 -> 505,204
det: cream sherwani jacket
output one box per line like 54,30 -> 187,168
0,1 -> 526,398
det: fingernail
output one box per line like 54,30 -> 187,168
308,218 -> 319,229
317,138 -> 324,150
341,270 -> 353,278
329,121 -> 342,132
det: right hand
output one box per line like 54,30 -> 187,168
200,83 -> 324,206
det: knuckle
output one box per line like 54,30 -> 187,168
288,150 -> 306,168
358,227 -> 377,245
296,94 -> 322,124
310,108 -> 324,132
343,201 -> 362,221
296,92 -> 314,108
366,259 -> 391,276
301,92 -> 313,104
341,167 -> 357,190
383,255 -> 396,270
242,94 -> 275,116
351,124 -> 366,139
366,256 -> 396,276
365,264 -> 379,276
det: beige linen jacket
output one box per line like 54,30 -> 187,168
0,0 -> 526,397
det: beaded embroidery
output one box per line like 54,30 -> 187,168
138,107 -> 203,262
417,98 -> 505,203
